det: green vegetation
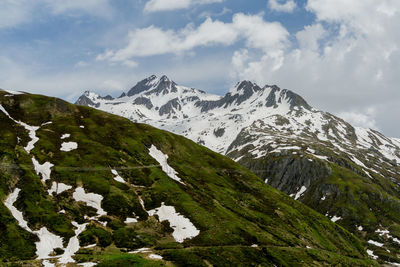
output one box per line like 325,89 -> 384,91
0,90 -> 378,266
79,225 -> 112,247
74,247 -> 166,267
235,135 -> 400,264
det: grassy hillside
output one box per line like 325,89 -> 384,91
0,90 -> 377,266
236,143 -> 400,264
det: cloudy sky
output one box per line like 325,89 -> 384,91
0,0 -> 399,138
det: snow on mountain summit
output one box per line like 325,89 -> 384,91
75,75 -> 400,171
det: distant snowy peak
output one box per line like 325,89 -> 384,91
127,75 -> 178,97
74,75 -> 399,167
229,80 -> 262,96
75,75 -> 311,121
75,91 -> 114,107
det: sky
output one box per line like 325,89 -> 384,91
0,0 -> 399,138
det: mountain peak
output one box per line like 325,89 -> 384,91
126,74 -> 177,97
126,75 -> 158,97
160,74 -> 171,82
229,80 -> 261,96
75,91 -> 100,107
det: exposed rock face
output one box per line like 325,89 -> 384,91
99,95 -> 114,101
213,128 -> 225,137
127,75 -> 158,96
243,155 -> 331,194
75,92 -> 100,107
159,98 -> 181,116
133,97 -> 153,109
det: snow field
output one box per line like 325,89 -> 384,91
147,202 -> 199,243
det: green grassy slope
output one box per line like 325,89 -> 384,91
0,90 -> 377,266
237,144 -> 400,264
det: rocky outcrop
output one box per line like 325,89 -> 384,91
75,92 -> 99,107
240,155 -> 331,195
159,98 -> 181,116
133,97 -> 153,109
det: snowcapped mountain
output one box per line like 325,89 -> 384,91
76,74 -> 400,170
76,75 -> 400,263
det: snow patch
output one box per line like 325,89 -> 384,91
78,263 -> 97,267
147,202 -> 199,243
125,217 -> 138,223
4,188 -> 90,263
294,186 -> 307,200
4,188 -> 31,231
393,237 -> 400,244
139,197 -> 146,209
35,227 -> 64,259
148,145 -> 185,185
149,254 -> 163,260
60,142 -> 78,152
58,221 -> 88,264
42,260 -> 55,267
32,157 -> 54,182
111,169 -> 126,183
3,89 -> 24,95
61,133 -> 71,139
376,228 -> 390,236
48,182 -> 72,195
385,262 -> 400,267
368,240 -> 384,247
0,104 -> 40,153
5,188 -> 64,259
367,249 -> 378,259
73,187 -> 106,216
350,156 -> 368,169
41,121 -> 52,126
313,154 -> 329,161
130,247 -> 151,254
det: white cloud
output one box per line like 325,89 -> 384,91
0,56 -> 130,101
121,60 -> 138,68
0,0 -> 34,29
268,0 -> 297,13
144,0 -> 223,13
296,24 -> 326,51
198,7 -> 232,19
0,0 -> 113,29
230,0 -> 400,135
232,13 -> 289,51
338,108 -> 378,130
43,0 -> 113,17
75,61 -> 89,68
97,13 -> 288,65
